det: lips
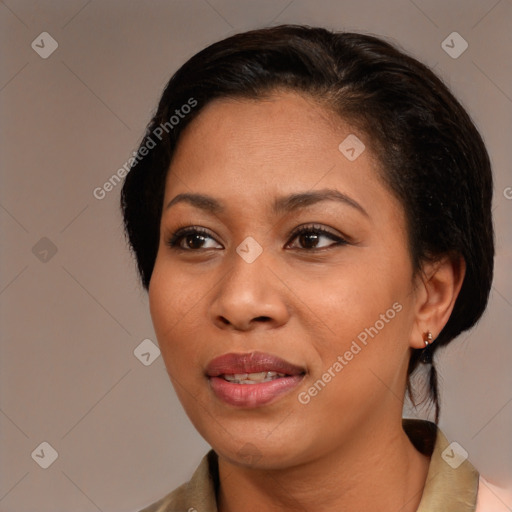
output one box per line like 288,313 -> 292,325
205,352 -> 305,408
205,351 -> 305,378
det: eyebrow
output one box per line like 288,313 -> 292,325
273,189 -> 368,217
165,189 -> 368,217
165,193 -> 224,213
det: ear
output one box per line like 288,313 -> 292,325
410,254 -> 466,349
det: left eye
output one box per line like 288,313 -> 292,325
287,226 -> 347,250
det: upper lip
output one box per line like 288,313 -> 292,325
205,351 -> 305,377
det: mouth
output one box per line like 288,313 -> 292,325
206,351 -> 305,377
205,352 -> 306,407
221,371 -> 288,384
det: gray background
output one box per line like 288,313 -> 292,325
1,1 -> 511,511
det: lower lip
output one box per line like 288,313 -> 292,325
209,375 -> 304,407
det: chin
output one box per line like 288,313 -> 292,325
201,422 -> 314,470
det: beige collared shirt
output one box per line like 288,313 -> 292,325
139,419 -> 482,512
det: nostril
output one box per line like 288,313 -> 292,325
216,315 -> 273,329
254,316 -> 272,322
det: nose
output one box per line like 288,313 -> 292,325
210,251 -> 290,332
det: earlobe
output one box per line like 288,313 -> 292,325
410,255 -> 466,349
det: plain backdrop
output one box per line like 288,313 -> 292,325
1,1 -> 511,511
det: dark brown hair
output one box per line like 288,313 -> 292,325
120,25 -> 494,422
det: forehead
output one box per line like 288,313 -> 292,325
164,91 -> 394,218
173,92 -> 353,167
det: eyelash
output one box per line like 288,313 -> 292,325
166,224 -> 348,251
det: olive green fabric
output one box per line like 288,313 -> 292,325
140,419 -> 479,512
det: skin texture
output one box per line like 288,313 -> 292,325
148,92 -> 465,512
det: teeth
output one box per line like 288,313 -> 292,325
223,371 -> 286,384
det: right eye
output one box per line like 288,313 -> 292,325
166,227 -> 223,251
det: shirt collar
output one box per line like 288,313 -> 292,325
152,419 -> 479,512
403,419 -> 479,511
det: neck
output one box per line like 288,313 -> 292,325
217,419 -> 430,512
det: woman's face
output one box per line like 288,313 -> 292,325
149,92 -> 424,469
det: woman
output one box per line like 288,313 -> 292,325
121,25 -> 495,511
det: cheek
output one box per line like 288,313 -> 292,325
294,256 -> 409,335
289,251 -> 413,386
148,261 -> 202,367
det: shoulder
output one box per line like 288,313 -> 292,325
404,419 -> 480,511
137,451 -> 219,512
138,481 -> 192,512
475,476 -> 512,512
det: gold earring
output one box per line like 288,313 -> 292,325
424,331 -> 433,346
